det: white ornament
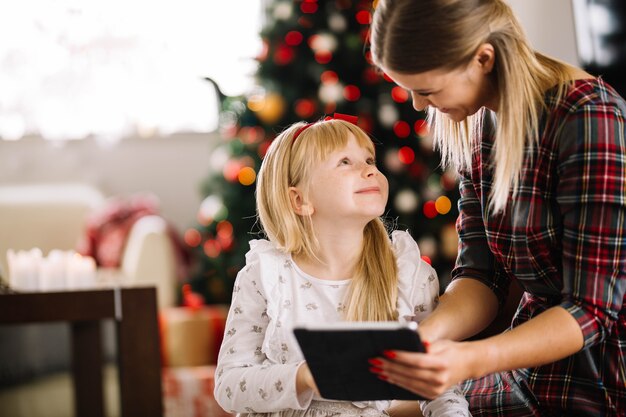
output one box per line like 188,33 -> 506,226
309,33 -> 338,52
394,189 -> 419,213
273,2 -> 293,20
318,83 -> 344,103
418,236 -> 437,259
378,103 -> 399,128
384,148 -> 404,174
328,14 -> 347,32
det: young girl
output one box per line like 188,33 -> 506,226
214,116 -> 470,417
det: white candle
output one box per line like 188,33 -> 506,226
67,253 -> 97,289
7,248 -> 42,291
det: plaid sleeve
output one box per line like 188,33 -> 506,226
556,94 -> 626,347
451,172 -> 510,307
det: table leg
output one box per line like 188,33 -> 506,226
71,320 -> 105,417
116,287 -> 163,417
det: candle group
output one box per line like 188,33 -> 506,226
7,248 -> 97,292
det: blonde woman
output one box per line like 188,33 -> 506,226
214,116 -> 470,417
368,0 -> 626,416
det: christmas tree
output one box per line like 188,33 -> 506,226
184,0 -> 460,304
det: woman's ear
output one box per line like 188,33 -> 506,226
475,43 -> 496,74
289,187 -> 314,216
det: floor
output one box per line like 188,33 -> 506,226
0,365 -> 120,417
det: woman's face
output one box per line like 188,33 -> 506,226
384,44 -> 498,121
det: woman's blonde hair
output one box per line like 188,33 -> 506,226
256,119 -> 398,321
370,0 -> 571,212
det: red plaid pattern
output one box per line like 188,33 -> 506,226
453,79 -> 626,416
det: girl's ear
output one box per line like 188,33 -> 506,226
289,187 -> 314,216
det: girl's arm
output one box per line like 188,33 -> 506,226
214,264 -> 315,413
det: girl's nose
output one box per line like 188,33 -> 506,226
411,91 -> 430,112
362,163 -> 378,177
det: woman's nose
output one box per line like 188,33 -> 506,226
411,91 -> 430,111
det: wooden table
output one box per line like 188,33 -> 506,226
0,287 -> 163,417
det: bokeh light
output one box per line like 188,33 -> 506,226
184,228 -> 202,247
423,200 -> 438,218
435,196 -> 452,215
391,86 -> 409,103
397,146 -> 415,164
393,121 -> 411,138
238,166 -> 257,186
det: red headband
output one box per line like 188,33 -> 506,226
292,112 -> 359,142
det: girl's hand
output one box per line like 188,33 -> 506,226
296,362 -> 319,395
370,339 -> 482,399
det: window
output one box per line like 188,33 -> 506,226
0,0 -> 263,142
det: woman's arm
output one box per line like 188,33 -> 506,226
377,303 -> 584,399
418,277 -> 499,343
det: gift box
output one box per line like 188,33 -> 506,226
163,365 -> 233,417
159,305 -> 229,367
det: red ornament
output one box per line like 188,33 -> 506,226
298,16 -> 314,28
362,67 -> 381,84
423,200 -> 438,219
285,31 -> 303,46
274,44 -> 295,65
421,255 -> 432,265
295,99 -> 316,118
321,70 -> 339,84
414,119 -> 429,136
393,121 -> 411,138
382,73 -> 394,82
314,50 -> 332,64
397,146 -> 415,164
356,10 -> 372,24
391,86 -> 409,103
343,85 -> 361,101
182,284 -> 204,310
301,2 -> 318,13
183,229 -> 202,248
258,140 -> 272,158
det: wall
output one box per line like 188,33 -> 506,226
0,133 -> 218,233
509,0 -> 579,65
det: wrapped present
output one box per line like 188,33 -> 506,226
160,305 -> 229,367
163,365 -> 233,417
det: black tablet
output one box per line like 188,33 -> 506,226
293,321 -> 425,401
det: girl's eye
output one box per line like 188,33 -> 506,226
339,158 -> 350,165
367,158 -> 376,165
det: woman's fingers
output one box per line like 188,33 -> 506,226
369,340 -> 468,398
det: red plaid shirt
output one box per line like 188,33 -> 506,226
453,79 -> 626,416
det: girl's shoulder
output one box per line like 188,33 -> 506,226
239,238 -> 290,283
391,230 -> 436,280
245,238 -> 291,263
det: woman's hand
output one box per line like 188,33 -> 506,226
370,339 -> 483,399
296,362 -> 319,395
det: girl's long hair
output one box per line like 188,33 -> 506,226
256,120 -> 398,321
370,0 -> 571,212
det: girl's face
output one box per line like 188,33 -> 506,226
384,44 -> 498,121
303,134 -> 388,224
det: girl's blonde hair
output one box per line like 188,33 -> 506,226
256,119 -> 398,321
370,0 -> 571,212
